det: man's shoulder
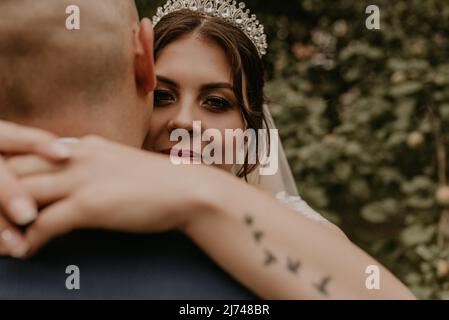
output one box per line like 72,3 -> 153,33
0,231 -> 257,299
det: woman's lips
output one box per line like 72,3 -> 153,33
159,148 -> 202,161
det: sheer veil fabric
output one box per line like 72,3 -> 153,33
240,105 -> 328,223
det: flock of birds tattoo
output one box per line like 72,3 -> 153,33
243,214 -> 332,297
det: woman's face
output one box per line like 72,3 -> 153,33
144,34 -> 246,172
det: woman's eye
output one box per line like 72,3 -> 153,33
203,96 -> 232,112
154,90 -> 175,106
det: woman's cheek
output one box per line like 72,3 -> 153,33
143,125 -> 162,151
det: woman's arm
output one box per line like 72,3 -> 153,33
6,136 -> 415,299
181,172 -> 415,300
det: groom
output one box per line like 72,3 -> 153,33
0,0 -> 256,299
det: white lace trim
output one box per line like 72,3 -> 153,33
276,191 -> 328,223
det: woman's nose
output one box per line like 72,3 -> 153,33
167,103 -> 196,135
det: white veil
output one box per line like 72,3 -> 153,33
244,104 -> 299,197
235,104 -> 328,223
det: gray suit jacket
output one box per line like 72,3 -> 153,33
0,230 -> 258,299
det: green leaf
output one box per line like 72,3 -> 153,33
389,81 -> 423,97
400,225 -> 435,246
361,199 -> 398,223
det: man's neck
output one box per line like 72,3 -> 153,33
11,106 -> 147,148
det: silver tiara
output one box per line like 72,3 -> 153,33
152,0 -> 268,56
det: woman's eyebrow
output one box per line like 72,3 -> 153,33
201,83 -> 234,91
156,76 -> 234,92
156,75 -> 179,88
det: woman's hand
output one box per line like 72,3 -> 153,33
0,120 -> 70,257
7,135 -> 210,257
5,134 -> 416,299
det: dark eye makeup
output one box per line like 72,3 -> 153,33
154,89 -> 175,106
202,96 -> 233,112
154,88 -> 235,113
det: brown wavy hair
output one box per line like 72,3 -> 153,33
153,9 -> 270,181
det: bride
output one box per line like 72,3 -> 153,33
148,3 -> 328,223
0,0 -> 414,299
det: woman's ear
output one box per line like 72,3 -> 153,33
134,18 -> 156,94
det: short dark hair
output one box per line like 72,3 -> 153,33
0,0 -> 133,121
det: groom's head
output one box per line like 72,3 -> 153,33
0,0 -> 155,147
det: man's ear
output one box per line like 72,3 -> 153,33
134,18 -> 156,94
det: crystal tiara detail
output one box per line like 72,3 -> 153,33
152,0 -> 268,56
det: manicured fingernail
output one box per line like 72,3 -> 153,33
0,229 -> 29,258
8,198 -> 38,226
50,141 -> 72,158
57,137 -> 80,144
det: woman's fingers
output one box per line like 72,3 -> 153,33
0,120 -> 71,160
0,210 -> 30,258
0,157 -> 38,225
3,152 -> 74,224
7,155 -> 64,178
25,199 -> 81,257
18,172 -> 76,206
0,121 -> 71,225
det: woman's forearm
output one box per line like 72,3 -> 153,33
181,173 -> 415,300
4,138 -> 416,298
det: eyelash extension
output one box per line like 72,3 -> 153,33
154,90 -> 233,112
154,89 -> 175,106
203,96 -> 233,112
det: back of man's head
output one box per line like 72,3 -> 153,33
0,0 -> 154,146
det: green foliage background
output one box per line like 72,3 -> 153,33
137,0 -> 449,299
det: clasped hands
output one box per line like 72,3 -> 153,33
0,126 -> 211,258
